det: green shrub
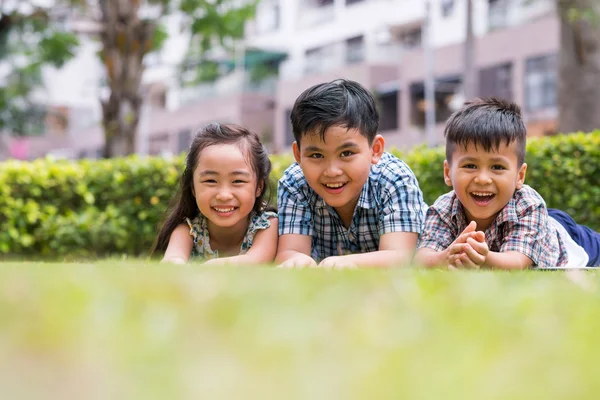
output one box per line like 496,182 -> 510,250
0,131 -> 597,257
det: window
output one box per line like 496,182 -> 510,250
284,109 -> 294,145
409,76 -> 462,126
256,0 -> 280,33
441,0 -> 455,17
488,0 -> 509,30
399,27 -> 422,50
305,45 -> 334,74
479,63 -> 513,100
525,54 -> 557,112
346,35 -> 365,64
377,90 -> 399,131
177,129 -> 192,153
346,0 -> 365,5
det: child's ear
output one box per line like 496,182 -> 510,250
443,160 -> 453,187
292,141 -> 301,164
255,181 -> 264,197
516,162 -> 527,189
370,135 -> 385,164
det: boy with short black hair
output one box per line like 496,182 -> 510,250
276,79 -> 427,268
415,97 -> 600,269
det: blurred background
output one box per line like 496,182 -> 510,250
1,0 -> 597,161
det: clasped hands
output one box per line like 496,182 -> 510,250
445,221 -> 489,270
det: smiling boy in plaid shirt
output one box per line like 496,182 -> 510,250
415,98 -> 600,269
276,79 -> 427,269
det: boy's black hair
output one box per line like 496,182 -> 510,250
290,79 -> 379,145
444,97 -> 527,165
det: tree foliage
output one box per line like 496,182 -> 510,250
0,3 -> 79,136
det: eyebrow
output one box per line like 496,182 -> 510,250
198,170 -> 252,177
459,156 -> 509,163
304,141 -> 360,153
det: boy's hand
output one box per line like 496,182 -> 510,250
445,221 -> 486,269
318,256 -> 358,270
277,253 -> 317,269
450,237 -> 489,269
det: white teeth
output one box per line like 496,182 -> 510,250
325,183 -> 345,188
214,207 -> 234,212
472,192 -> 494,197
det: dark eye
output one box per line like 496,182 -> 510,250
233,179 -> 247,184
202,179 -> 217,184
462,164 -> 477,169
308,153 -> 323,159
340,151 -> 354,157
492,165 -> 507,170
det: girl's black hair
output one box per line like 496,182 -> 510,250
152,123 -> 273,254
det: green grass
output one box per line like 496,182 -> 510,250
1,262 -> 599,399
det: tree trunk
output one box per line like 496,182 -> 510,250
557,0 -> 600,133
99,0 -> 154,157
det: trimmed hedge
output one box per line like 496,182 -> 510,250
0,131 -> 598,258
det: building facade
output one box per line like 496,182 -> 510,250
0,0 -> 560,160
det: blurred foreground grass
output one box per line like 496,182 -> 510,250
1,262 -> 599,400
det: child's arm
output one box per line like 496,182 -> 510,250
162,223 -> 193,264
318,231 -> 418,269
204,217 -> 280,266
275,234 -> 317,268
274,168 -> 318,268
476,251 -> 533,270
414,221 -> 481,268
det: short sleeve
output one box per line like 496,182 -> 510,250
185,217 -> 198,242
247,211 -> 277,237
417,206 -> 457,251
500,203 -> 562,268
277,165 -> 313,236
378,161 -> 427,236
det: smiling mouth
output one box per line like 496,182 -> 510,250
322,182 -> 348,189
212,207 -> 237,213
470,192 -> 495,204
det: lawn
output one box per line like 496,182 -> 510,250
1,262 -> 599,400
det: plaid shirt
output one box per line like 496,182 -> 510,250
278,152 -> 427,261
417,185 -> 568,268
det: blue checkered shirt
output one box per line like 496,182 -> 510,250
278,152 -> 427,261
417,185 -> 568,268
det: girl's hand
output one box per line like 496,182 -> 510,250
318,256 -> 358,269
203,258 -> 229,266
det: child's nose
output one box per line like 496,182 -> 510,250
475,171 -> 492,184
323,161 -> 343,177
216,188 -> 234,200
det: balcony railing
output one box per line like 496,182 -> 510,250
177,71 -> 277,106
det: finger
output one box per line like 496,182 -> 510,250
454,258 -> 464,269
447,264 -> 458,271
462,243 -> 486,265
461,221 -> 477,235
447,252 -> 463,265
473,231 -> 486,242
467,238 -> 489,257
459,252 -> 480,269
447,243 -> 466,255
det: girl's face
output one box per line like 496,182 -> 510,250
192,144 -> 261,230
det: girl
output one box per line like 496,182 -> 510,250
153,123 -> 278,265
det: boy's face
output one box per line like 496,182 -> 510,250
444,141 -> 527,231
293,126 -> 384,218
